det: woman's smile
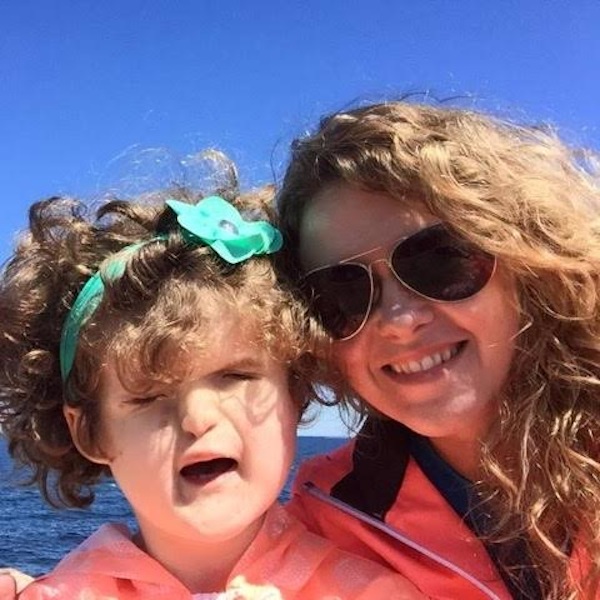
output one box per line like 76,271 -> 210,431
384,341 -> 464,376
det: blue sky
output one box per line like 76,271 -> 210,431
1,0 -> 598,436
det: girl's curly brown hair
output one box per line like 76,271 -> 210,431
0,181 -> 326,511
276,100 -> 600,598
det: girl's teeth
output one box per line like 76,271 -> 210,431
391,345 -> 460,375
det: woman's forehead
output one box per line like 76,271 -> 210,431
298,185 -> 437,270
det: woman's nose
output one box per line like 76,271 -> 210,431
372,262 -> 435,338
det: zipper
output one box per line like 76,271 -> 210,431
303,481 -> 503,600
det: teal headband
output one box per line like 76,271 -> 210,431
59,196 -> 283,382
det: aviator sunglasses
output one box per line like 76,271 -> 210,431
301,223 -> 496,340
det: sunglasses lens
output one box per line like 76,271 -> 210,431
391,225 -> 495,301
302,264 -> 372,339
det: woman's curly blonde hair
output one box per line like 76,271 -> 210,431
276,101 -> 600,598
0,179 -> 326,510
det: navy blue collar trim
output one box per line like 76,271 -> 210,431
407,430 -> 543,600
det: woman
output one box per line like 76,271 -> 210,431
278,101 -> 600,599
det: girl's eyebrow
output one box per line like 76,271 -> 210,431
213,356 -> 266,372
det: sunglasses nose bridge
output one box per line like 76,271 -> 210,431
370,260 -> 437,337
368,256 -> 404,289
371,253 -> 437,310
367,256 -> 393,275
366,257 -> 416,318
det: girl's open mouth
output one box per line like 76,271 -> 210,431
180,458 -> 237,484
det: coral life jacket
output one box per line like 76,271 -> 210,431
288,419 -> 518,600
20,503 -> 427,600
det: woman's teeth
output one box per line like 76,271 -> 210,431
389,344 -> 461,375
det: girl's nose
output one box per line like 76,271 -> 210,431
179,388 -> 220,437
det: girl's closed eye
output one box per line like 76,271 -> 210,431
122,392 -> 169,407
221,370 -> 261,384
215,358 -> 266,386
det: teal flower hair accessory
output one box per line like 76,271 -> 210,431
59,196 -> 283,382
165,196 -> 282,263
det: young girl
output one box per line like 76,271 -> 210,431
277,101 -> 600,599
0,185 -> 425,599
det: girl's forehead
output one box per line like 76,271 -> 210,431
104,305 -> 271,376
298,185 -> 437,270
103,327 -> 277,393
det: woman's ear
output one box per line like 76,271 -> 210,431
63,405 -> 111,466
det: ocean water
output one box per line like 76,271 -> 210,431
0,436 -> 346,575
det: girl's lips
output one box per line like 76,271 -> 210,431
180,457 -> 237,484
384,341 -> 466,376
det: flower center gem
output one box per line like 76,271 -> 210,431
219,219 -> 239,235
